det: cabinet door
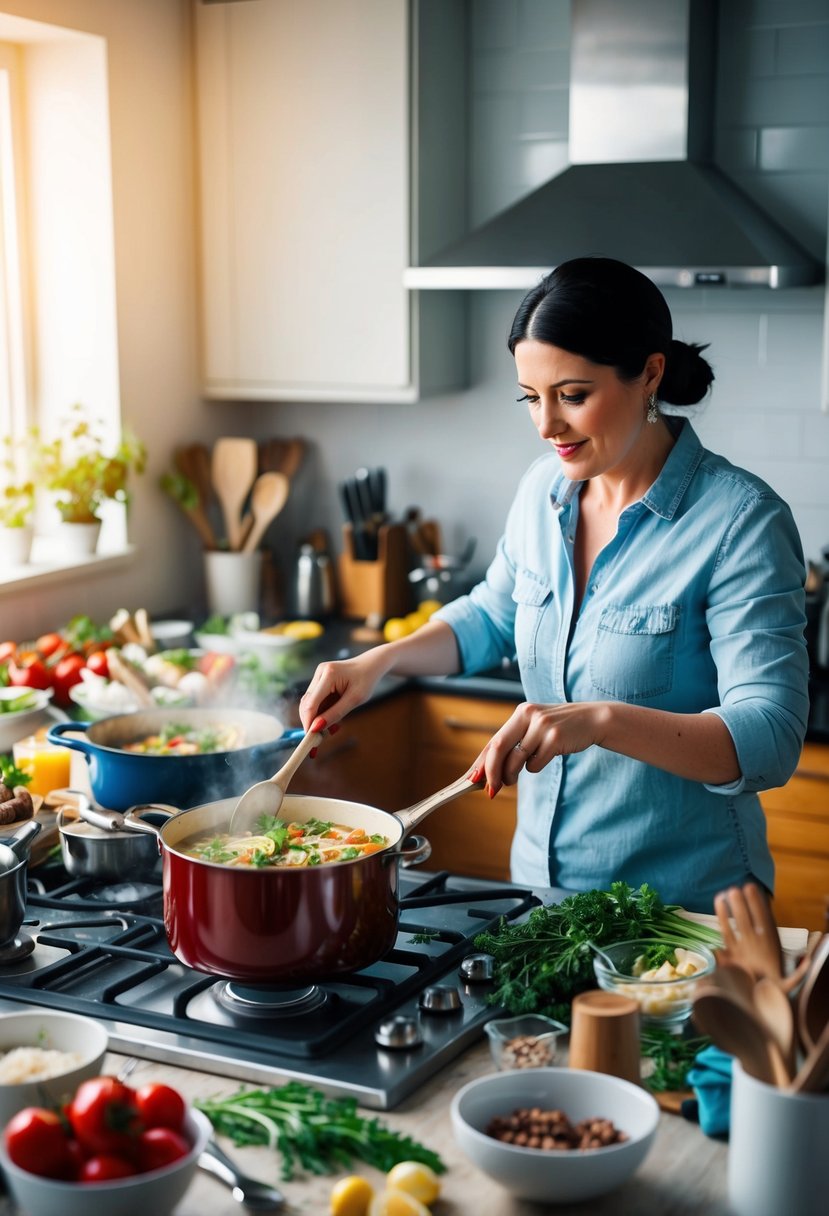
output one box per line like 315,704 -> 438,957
412,693 -> 518,881
195,0 -> 411,400
761,743 -> 829,931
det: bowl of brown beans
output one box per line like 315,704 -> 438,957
450,1067 -> 659,1203
484,1014 -> 568,1071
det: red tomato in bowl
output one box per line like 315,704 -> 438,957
67,1076 -> 142,1157
4,1107 -> 72,1178
84,649 -> 110,678
36,632 -> 65,659
7,653 -> 51,691
135,1082 -> 186,1131
136,1126 -> 191,1172
79,1153 -> 138,1183
51,653 -> 86,706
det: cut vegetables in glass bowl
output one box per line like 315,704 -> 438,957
592,939 -> 716,1028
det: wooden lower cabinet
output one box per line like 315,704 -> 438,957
410,693 -> 518,882
760,742 -> 829,932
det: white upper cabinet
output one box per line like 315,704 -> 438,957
194,0 -> 465,402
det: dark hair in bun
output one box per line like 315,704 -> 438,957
508,256 -> 715,407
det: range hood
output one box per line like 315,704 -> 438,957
405,0 -> 821,290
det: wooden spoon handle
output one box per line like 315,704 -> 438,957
396,773 -> 485,834
269,728 -> 324,790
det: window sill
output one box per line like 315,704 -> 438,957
0,544 -> 135,593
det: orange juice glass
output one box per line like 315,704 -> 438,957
12,736 -> 72,796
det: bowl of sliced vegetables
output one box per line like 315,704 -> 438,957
0,688 -> 53,752
592,939 -> 716,1028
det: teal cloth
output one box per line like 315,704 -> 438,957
686,1045 -> 733,1137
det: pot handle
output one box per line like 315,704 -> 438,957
397,834 -> 432,869
46,721 -> 93,755
395,772 -> 485,835
2,819 -> 42,859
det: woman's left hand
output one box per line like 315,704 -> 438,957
470,701 -> 610,796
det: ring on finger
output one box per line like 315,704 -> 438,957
513,741 -> 527,754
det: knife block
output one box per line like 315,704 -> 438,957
338,523 -> 411,621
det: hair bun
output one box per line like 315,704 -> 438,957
660,340 -> 715,406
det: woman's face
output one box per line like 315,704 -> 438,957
514,340 -> 663,482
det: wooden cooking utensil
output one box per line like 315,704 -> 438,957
172,446 -> 219,550
228,722 -> 326,835
259,437 -> 305,482
211,437 -> 258,550
754,976 -> 797,1078
240,472 -> 290,554
106,650 -> 155,709
714,882 -> 789,987
797,933 -> 829,1053
692,988 -> 790,1087
790,1017 -> 829,1094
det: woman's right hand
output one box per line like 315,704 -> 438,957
298,650 -> 388,731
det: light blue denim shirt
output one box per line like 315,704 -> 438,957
435,420 -> 809,912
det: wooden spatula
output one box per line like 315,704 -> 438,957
212,437 -> 258,550
240,472 -> 290,553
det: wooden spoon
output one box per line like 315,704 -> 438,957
754,976 -> 796,1078
172,446 -> 219,550
211,437 -> 258,550
714,882 -> 786,985
228,722 -> 326,835
790,1017 -> 829,1094
692,989 -> 790,1087
797,933 -> 829,1053
240,472 -> 290,554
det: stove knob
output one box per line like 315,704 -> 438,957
375,1014 -> 423,1050
418,984 -> 462,1014
459,952 -> 495,983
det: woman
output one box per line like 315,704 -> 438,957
300,257 -> 809,911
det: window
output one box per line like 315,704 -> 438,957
0,40 -> 30,445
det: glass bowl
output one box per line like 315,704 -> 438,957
592,939 -> 716,1029
484,1014 -> 568,1070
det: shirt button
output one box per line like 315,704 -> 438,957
590,583 -> 598,593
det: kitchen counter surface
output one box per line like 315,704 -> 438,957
0,1043 -> 728,1216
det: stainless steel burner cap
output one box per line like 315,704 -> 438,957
419,984 -> 462,1013
459,952 -> 495,982
375,1014 -> 423,1049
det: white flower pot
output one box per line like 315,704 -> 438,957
57,520 -> 102,557
0,524 -> 34,567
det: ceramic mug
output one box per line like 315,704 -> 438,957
203,550 -> 262,616
729,1059 -> 829,1216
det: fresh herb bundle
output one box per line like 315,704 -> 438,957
195,1081 -> 446,1181
473,881 -> 721,1024
641,1028 -> 711,1093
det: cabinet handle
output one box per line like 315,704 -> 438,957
443,715 -> 501,734
794,768 -> 829,784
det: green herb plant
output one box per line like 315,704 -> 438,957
473,881 -> 722,1025
35,403 -> 146,524
0,433 -> 36,528
0,757 -> 31,788
641,1028 -> 711,1093
195,1081 -> 446,1181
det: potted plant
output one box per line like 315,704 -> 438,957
35,404 -> 146,553
0,435 -> 36,566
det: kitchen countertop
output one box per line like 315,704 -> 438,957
0,1044 -> 728,1216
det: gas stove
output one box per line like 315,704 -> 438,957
0,864 -> 542,1109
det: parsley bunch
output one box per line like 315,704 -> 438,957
473,881 -> 721,1024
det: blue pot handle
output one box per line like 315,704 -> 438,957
279,728 -> 305,744
46,720 -> 94,756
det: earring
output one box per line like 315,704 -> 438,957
646,393 -> 658,424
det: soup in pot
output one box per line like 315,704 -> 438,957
182,815 -> 390,868
123,722 -> 243,755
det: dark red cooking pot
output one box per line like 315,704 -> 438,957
84,775 -> 482,984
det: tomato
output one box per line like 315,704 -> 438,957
135,1083 -> 186,1132
7,654 -> 51,690
36,632 -> 65,658
136,1126 -> 190,1173
85,650 -> 110,678
0,641 -> 17,664
197,652 -> 235,684
67,1076 -> 142,1157
79,1153 -> 138,1183
51,652 -> 87,706
4,1107 -> 72,1178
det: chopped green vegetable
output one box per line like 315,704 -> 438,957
0,756 -> 31,788
199,614 -> 231,635
195,1081 -> 446,1181
0,688 -> 38,714
473,881 -> 721,1025
641,1027 -> 711,1093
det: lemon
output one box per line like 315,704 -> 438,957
330,1174 -> 375,1216
383,617 -> 412,642
405,611 -> 427,632
416,600 -> 442,619
368,1190 -> 431,1216
385,1162 -> 441,1206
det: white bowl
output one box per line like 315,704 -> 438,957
450,1067 -> 659,1203
150,620 -> 195,650
193,630 -> 238,656
0,688 -> 53,753
0,1010 -> 109,1124
0,1107 -> 211,1216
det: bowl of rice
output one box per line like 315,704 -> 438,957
0,1011 -> 108,1124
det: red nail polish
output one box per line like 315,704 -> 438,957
469,766 -> 483,783
309,747 -> 318,759
328,723 -> 341,735
311,715 -> 327,733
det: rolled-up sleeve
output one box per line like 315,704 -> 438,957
703,489 -> 809,794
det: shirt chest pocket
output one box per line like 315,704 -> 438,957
590,602 -> 679,701
511,568 -> 552,668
